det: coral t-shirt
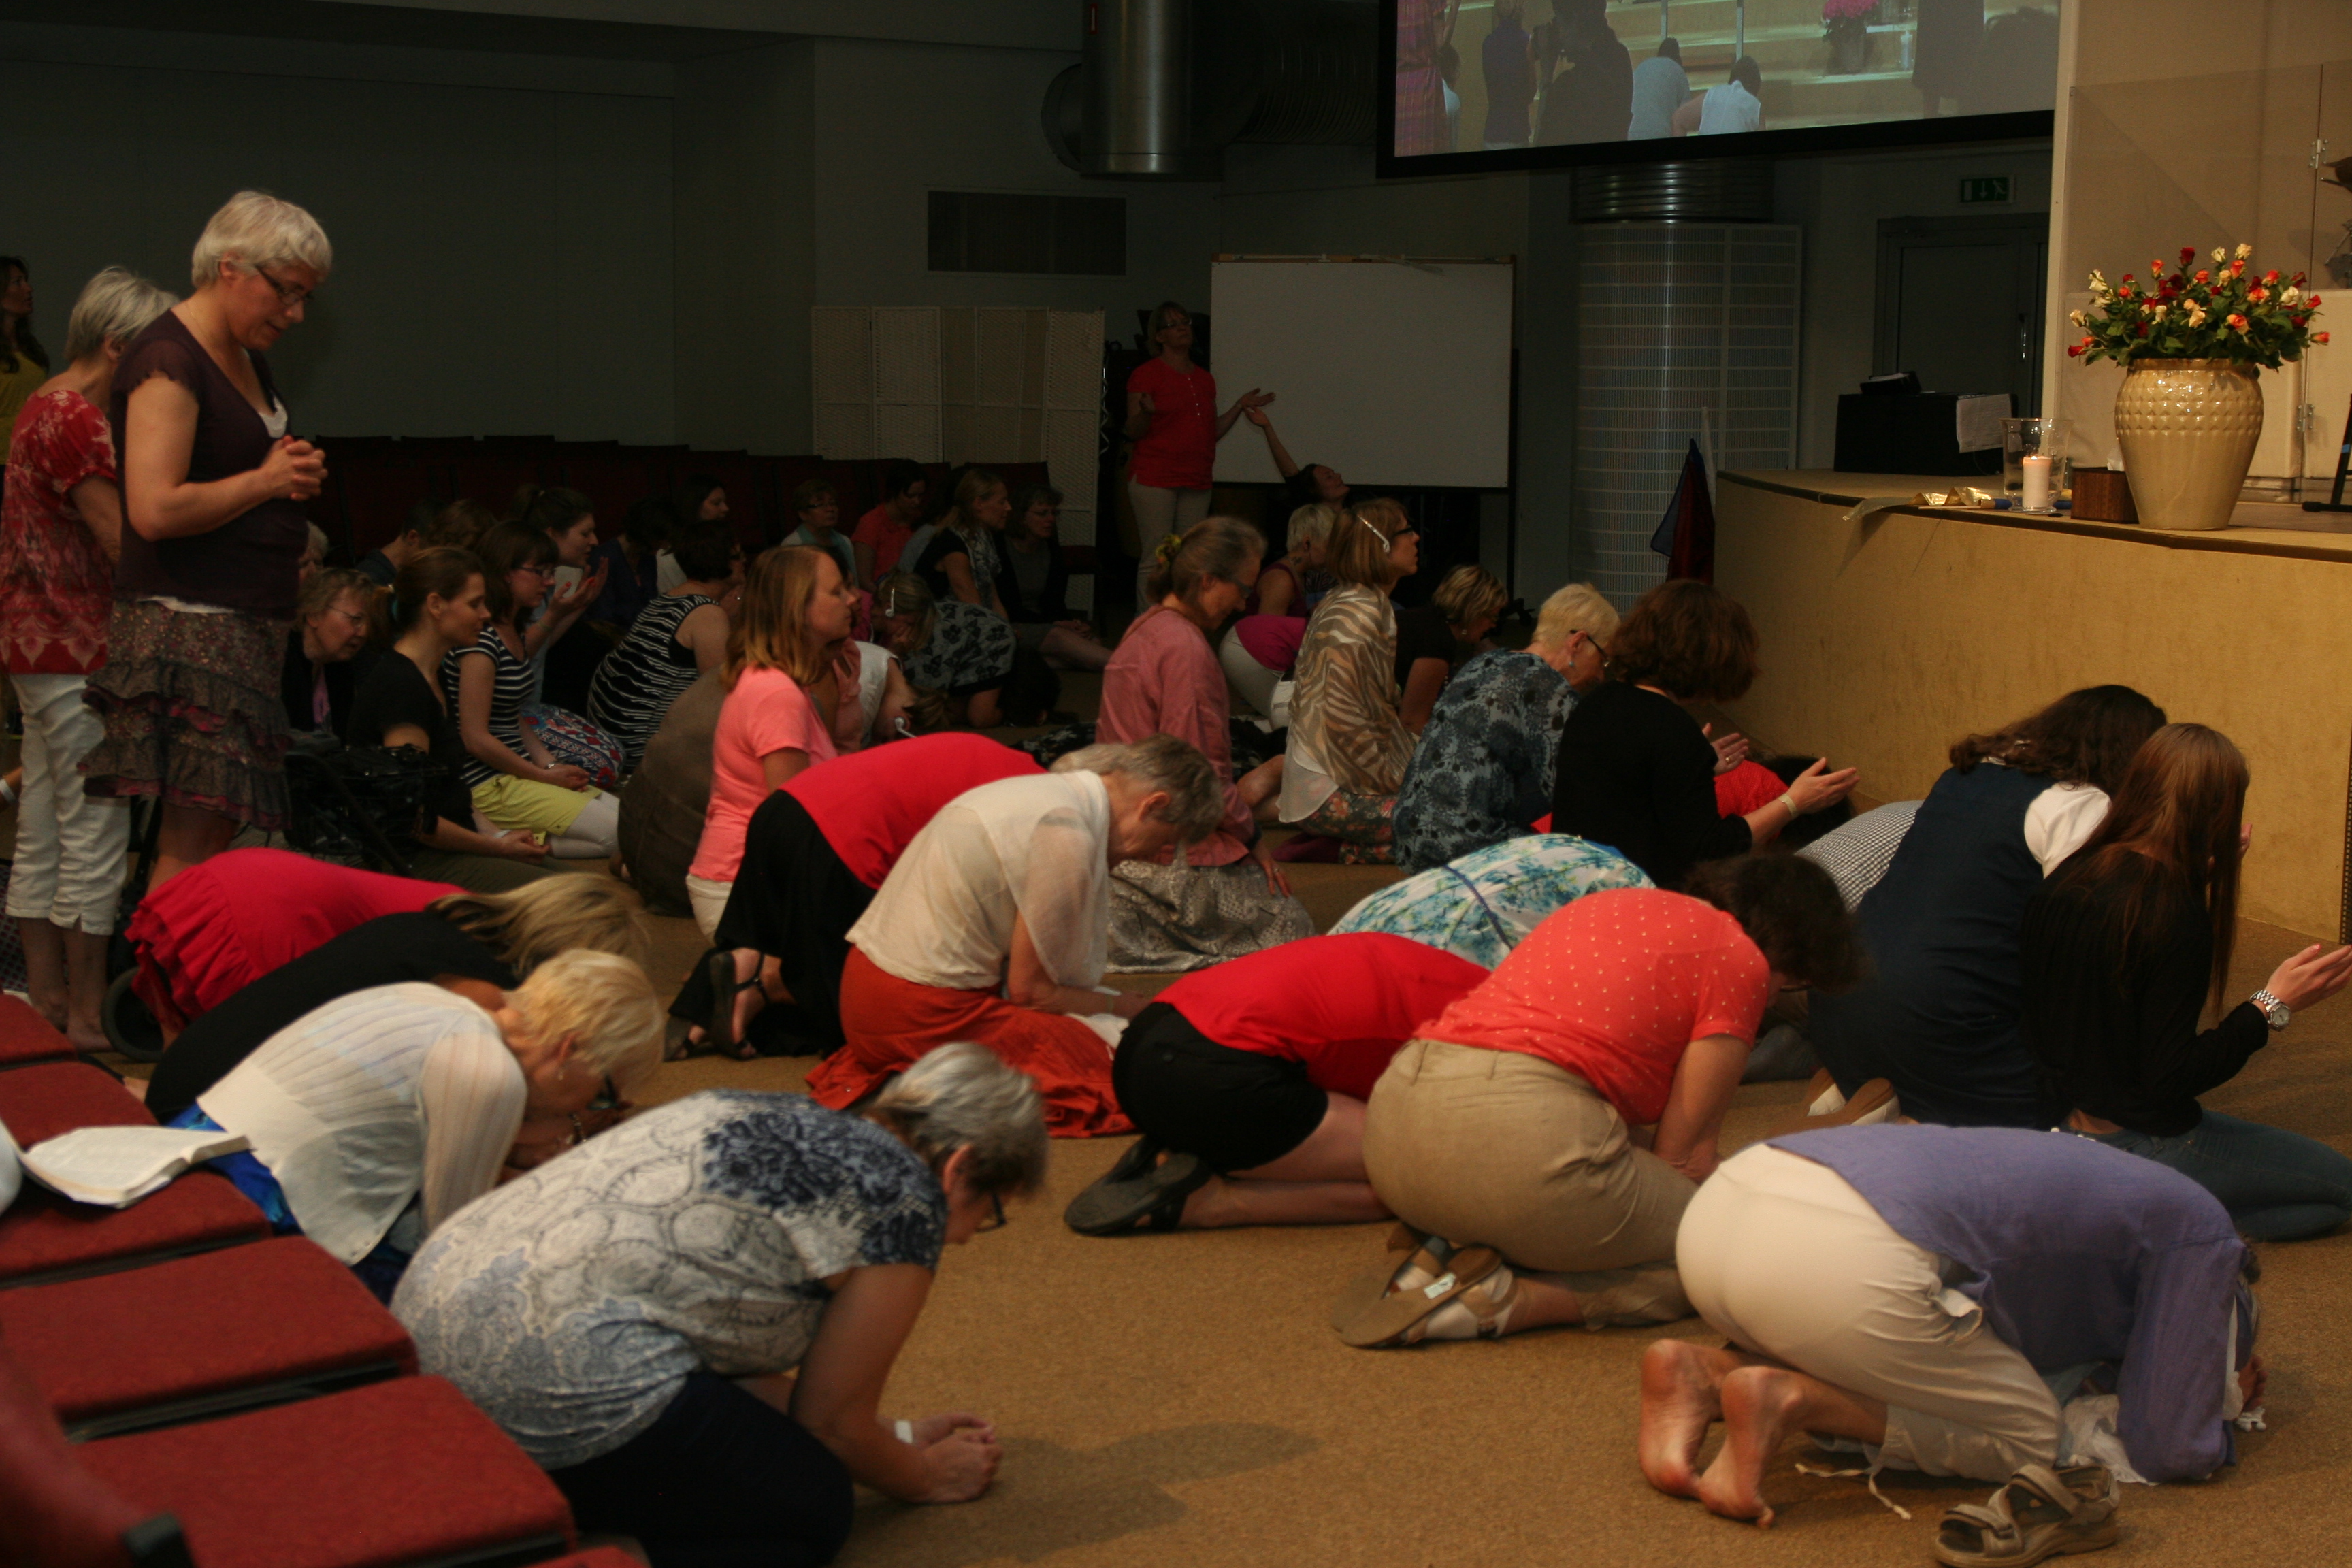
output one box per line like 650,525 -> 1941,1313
1421,888 -> 1769,1126
786,732 -> 1043,888
1158,932 -> 1488,1102
852,505 -> 913,578
1126,357 -> 1218,491
689,667 -> 838,883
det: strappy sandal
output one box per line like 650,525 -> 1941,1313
1327,1225 -> 1436,1333
1062,1145 -> 1213,1235
1933,1463 -> 2119,1567
1334,1245 -> 1504,1348
698,949 -> 763,1060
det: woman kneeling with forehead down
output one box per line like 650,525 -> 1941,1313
1340,855 -> 1858,1347
395,1044 -> 1047,1568
807,735 -> 1224,1137
1065,932 -> 1486,1234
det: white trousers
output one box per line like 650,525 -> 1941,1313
1677,1144 -> 2062,1483
7,674 -> 133,934
1128,480 -> 1212,606
685,873 -> 732,941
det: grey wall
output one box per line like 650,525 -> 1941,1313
1,20 -> 676,444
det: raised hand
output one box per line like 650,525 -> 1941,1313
2261,943 -> 2352,1013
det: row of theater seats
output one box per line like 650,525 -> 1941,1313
308,435 -> 1062,563
0,996 -> 622,1568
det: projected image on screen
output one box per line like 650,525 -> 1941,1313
1392,0 -> 2059,158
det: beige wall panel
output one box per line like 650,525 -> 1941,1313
1717,471 -> 2352,936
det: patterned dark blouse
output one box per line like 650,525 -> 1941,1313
1391,649 -> 1576,872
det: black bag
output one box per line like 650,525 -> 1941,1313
282,738 -> 441,875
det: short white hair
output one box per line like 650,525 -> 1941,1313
191,190 -> 333,292
64,267 -> 178,363
1535,581 -> 1620,651
871,1043 -> 1049,1194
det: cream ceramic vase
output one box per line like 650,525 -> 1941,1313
2110,358 -> 2264,531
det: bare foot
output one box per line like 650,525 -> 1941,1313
1639,1340 -> 1731,1499
1697,1365 -> 1809,1527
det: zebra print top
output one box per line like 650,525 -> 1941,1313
586,592 -> 720,769
441,625 -> 539,788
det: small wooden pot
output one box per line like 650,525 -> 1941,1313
2072,467 -> 2138,524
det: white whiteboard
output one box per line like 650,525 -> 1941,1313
1209,257 -> 1514,489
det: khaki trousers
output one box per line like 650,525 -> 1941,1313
1677,1144 -> 2061,1482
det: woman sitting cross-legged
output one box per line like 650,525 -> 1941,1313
2023,722 -> 2352,1240
1098,516 -> 1311,971
145,875 -> 650,1125
1646,1126 -> 2264,1531
1330,832 -> 1652,968
1550,578 -> 1856,890
1276,498 -> 1423,862
1000,483 -> 1111,672
808,736 -> 1224,1137
444,521 -> 619,860
169,949 -> 664,1299
393,1045 -> 1043,1568
1340,855 -> 1859,1347
683,544 -> 858,937
1807,684 -> 2167,1128
585,514 -> 742,772
1066,933 -> 1485,1235
672,733 -> 1043,1058
1392,581 -> 1619,871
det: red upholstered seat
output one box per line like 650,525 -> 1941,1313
529,1552 -> 642,1568
0,1060 -> 153,1146
0,994 -> 75,1071
81,1376 -> 575,1568
0,1174 -> 268,1289
0,1236 -> 416,1439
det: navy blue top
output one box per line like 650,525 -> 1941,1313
1772,1125 -> 2251,1484
1806,762 -> 2051,1127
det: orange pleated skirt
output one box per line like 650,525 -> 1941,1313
809,947 -> 1132,1138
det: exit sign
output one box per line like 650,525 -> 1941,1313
1959,176 -> 2012,204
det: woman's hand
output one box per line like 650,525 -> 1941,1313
543,762 -> 593,791
916,1422 -> 1002,1504
1701,723 -> 1748,775
910,1412 -> 996,1448
2261,943 -> 2352,1013
1785,757 -> 1859,815
260,437 -> 327,502
1245,405 -> 1272,427
1252,838 -> 1291,897
494,828 -> 549,860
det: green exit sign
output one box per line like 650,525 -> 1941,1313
1959,176 -> 2012,204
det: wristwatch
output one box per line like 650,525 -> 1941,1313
2251,990 -> 2291,1032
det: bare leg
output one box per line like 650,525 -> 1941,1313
964,690 -> 1003,729
1697,1364 -> 1889,1527
62,928 -> 110,1054
18,919 -> 68,1032
150,805 -> 236,889
1238,755 -> 1285,823
1640,1339 -> 1749,1499
1041,625 -> 1111,672
1177,1095 -> 1389,1228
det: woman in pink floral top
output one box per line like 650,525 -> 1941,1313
0,266 -> 178,1050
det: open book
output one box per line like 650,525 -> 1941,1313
11,1124 -> 251,1209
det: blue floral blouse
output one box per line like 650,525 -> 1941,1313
1392,649 -> 1576,871
1331,833 -> 1654,969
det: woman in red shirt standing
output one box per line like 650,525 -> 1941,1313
1122,302 -> 1271,598
1,267 -> 178,1051
1342,856 -> 1859,1348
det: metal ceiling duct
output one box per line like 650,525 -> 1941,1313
1571,161 -> 1776,223
1045,0 -> 1374,179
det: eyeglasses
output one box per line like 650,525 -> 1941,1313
255,268 -> 316,308
514,564 -> 551,578
976,1192 -> 1008,1232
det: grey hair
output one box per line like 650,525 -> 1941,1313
191,190 -> 333,291
1051,733 -> 1224,845
63,267 -> 178,363
870,1043 -> 1048,1196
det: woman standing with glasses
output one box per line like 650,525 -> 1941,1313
82,191 -> 333,887
1122,302 -> 1271,601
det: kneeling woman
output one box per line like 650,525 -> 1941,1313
1068,932 -> 1484,1234
1648,1126 -> 2261,1530
1333,834 -> 1652,969
808,736 -> 1222,1137
1344,858 -> 1857,1346
395,1045 -> 1045,1568
170,950 -> 663,1298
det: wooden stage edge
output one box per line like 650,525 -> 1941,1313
1714,470 -> 2352,940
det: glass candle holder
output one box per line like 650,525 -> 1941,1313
2002,417 -> 2072,512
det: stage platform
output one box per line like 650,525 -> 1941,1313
1716,469 -> 2352,938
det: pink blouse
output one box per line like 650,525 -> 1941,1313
688,666 -> 839,883
1096,606 -> 1251,867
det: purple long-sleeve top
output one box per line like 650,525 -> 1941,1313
1769,1125 -> 2253,1483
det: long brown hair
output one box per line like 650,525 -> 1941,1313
725,544 -> 834,688
2061,723 -> 2247,1009
1949,685 -> 2165,794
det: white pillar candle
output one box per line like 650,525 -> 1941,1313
2022,453 -> 2051,510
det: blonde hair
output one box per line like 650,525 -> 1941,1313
870,1043 -> 1049,1196
725,545 -> 834,688
1431,564 -> 1507,630
63,266 -> 177,363
1147,516 -> 1264,604
191,190 -> 332,291
428,877 -> 653,977
509,949 -> 664,1092
1286,502 -> 1339,553
875,570 -> 937,653
1326,497 -> 1413,588
1533,582 -> 1620,651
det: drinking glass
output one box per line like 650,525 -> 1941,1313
2002,417 -> 2072,512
